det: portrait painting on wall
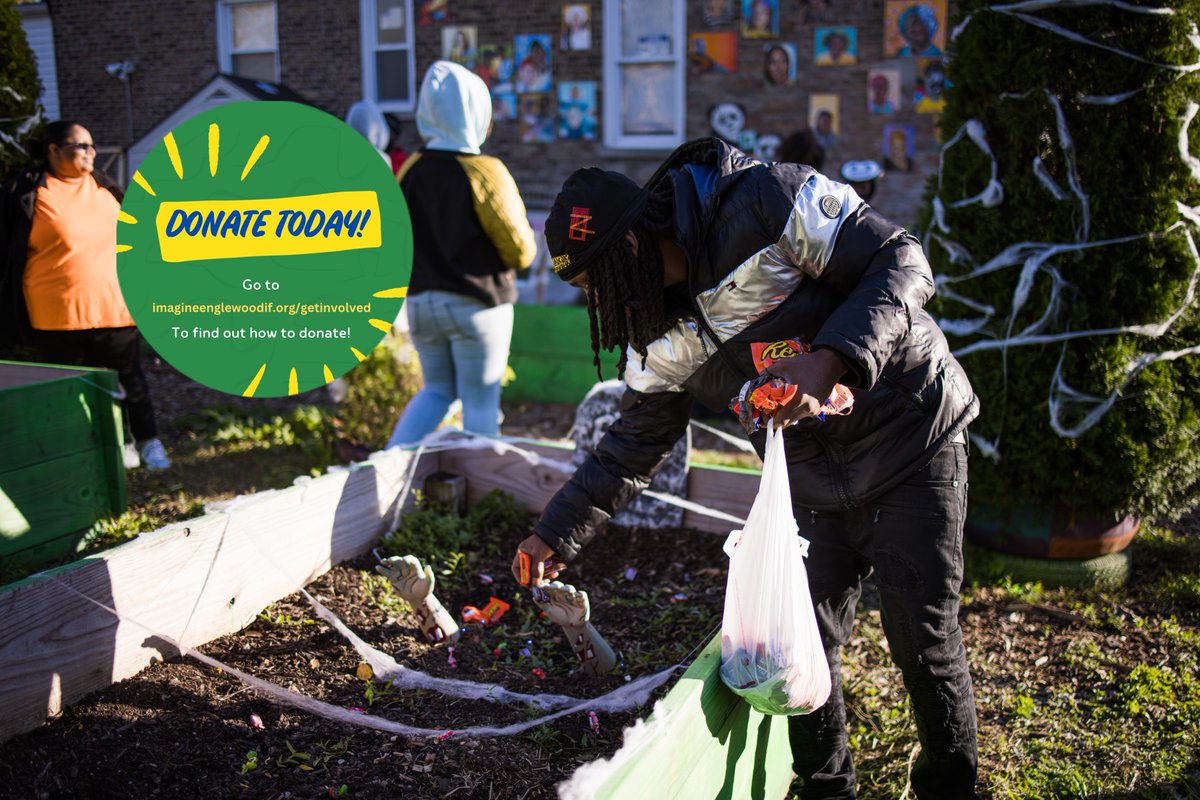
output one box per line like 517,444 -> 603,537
518,93 -> 555,143
884,0 -> 947,57
883,123 -> 916,172
561,5 -> 591,51
742,0 -> 779,39
810,93 -> 840,152
441,25 -> 477,68
514,33 -> 553,93
763,43 -> 797,86
557,81 -> 598,140
475,42 -> 514,93
868,68 -> 901,113
417,0 -> 449,26
704,0 -> 736,27
492,92 -> 517,123
814,27 -> 857,66
690,32 -> 739,74
914,57 -> 947,112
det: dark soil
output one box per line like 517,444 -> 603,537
0,523 -> 730,800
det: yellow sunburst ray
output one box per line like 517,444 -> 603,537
164,132 -> 184,179
116,244 -> 132,253
132,170 -> 156,196
117,210 -> 137,225
350,347 -> 367,362
368,318 -> 392,333
243,364 -> 267,397
288,368 -> 298,396
208,123 -> 219,177
323,365 -> 335,384
372,287 -> 408,298
241,135 -> 270,181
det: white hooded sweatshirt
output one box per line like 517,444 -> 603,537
415,60 -> 492,154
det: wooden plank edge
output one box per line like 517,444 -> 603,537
432,437 -> 760,536
0,448 -> 438,743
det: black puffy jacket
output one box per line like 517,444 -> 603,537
535,139 -> 978,561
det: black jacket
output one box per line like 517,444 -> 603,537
0,167 -> 124,345
398,149 -> 536,308
534,139 -> 978,561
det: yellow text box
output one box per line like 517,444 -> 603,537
155,191 -> 381,263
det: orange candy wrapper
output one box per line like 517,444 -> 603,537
731,341 -> 855,433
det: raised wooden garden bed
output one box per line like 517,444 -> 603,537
0,438 -> 785,798
0,361 -> 127,565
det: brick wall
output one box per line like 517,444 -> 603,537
48,0 -> 216,150
47,0 -> 944,225
277,0 -> 362,117
47,0 -> 361,155
400,1 -> 948,225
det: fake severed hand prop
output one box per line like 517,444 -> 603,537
376,555 -> 460,645
531,581 -> 616,676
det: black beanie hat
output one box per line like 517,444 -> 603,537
545,168 -> 650,282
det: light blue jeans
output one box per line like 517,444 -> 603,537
388,290 -> 513,447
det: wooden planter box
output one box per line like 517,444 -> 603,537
0,439 -> 790,797
965,501 -> 1138,559
0,361 -> 127,565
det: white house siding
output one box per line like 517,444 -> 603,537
18,3 -> 60,121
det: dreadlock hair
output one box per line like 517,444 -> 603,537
585,181 -> 677,380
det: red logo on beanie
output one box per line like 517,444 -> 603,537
568,206 -> 595,241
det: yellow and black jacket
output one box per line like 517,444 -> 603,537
398,149 -> 535,307
402,60 -> 536,307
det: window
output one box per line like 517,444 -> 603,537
603,0 -> 686,150
216,1 -> 279,83
361,0 -> 415,113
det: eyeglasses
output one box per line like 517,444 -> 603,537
60,142 -> 96,154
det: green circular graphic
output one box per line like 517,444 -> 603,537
118,101 -> 411,397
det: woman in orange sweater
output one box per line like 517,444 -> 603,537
0,121 -> 169,469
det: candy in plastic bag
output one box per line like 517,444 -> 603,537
719,419 -> 831,715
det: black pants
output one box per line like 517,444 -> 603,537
31,326 -> 159,442
789,442 -> 979,799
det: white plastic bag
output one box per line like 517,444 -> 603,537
719,419 -> 831,715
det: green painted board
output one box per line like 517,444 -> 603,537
0,361 -> 126,562
505,304 -> 600,404
591,634 -> 795,799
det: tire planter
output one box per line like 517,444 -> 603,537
963,541 -> 1132,591
965,501 -> 1138,559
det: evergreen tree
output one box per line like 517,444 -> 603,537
922,0 -> 1200,522
0,0 -> 43,177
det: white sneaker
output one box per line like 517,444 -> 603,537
139,438 -> 171,470
123,442 -> 141,469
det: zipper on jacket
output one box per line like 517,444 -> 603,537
686,271 -> 753,381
